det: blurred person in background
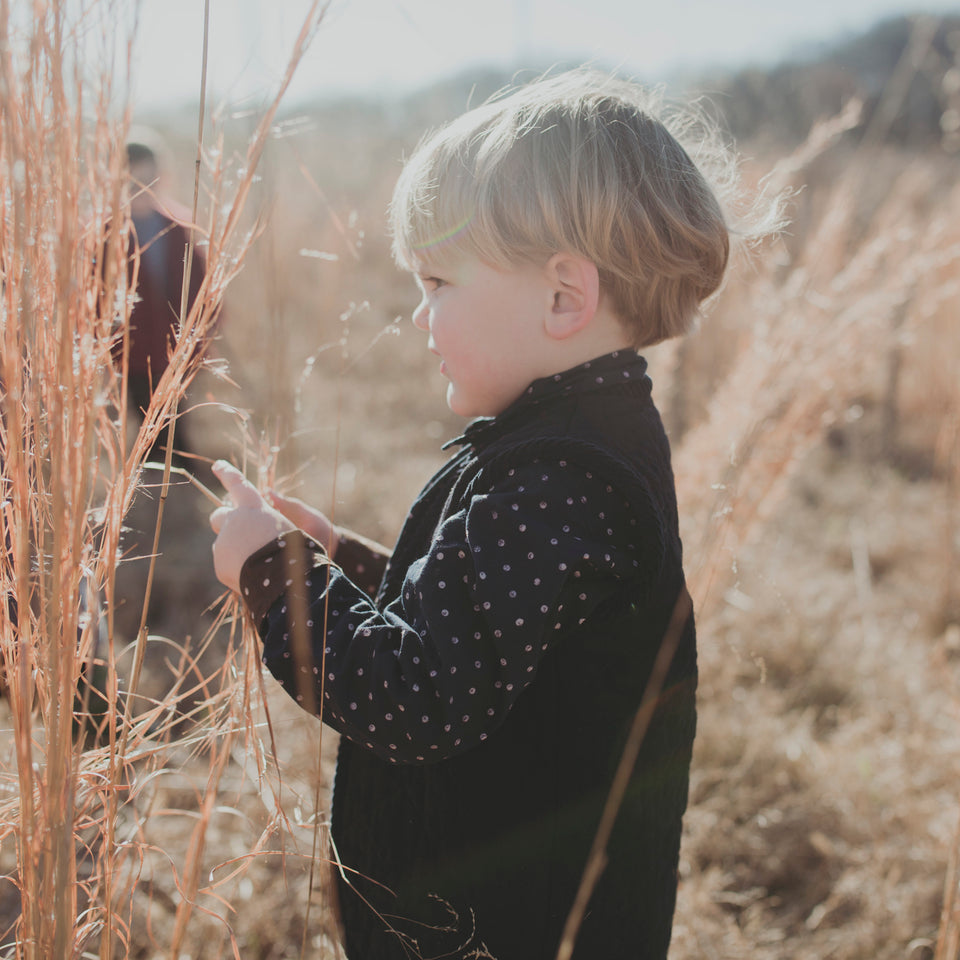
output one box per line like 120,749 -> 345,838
120,130 -> 212,468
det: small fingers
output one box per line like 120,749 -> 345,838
266,489 -> 308,522
264,488 -> 294,508
265,489 -> 334,550
209,505 -> 232,534
212,460 -> 263,509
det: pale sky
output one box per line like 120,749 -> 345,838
130,0 -> 960,111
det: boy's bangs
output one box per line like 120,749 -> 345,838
407,209 -> 477,268
393,156 -> 483,271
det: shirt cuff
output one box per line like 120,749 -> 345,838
239,530 -> 330,626
333,529 -> 392,597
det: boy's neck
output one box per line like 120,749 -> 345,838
540,302 -> 636,378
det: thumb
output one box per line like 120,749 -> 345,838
212,460 -> 264,509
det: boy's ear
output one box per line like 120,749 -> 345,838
543,252 -> 600,341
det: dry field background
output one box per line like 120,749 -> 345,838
0,5 -> 959,958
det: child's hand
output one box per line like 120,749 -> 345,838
209,461 -> 296,594
264,489 -> 340,558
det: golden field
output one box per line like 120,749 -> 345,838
0,5 -> 958,958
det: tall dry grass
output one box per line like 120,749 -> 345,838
0,1 -> 326,956
666,127 -> 960,960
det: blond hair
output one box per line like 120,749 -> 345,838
391,70 -> 764,347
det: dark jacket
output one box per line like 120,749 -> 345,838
120,200 -> 207,380
241,350 -> 697,960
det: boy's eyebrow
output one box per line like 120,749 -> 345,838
412,258 -> 444,278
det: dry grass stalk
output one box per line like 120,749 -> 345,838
936,809 -> 960,960
677,147 -> 960,620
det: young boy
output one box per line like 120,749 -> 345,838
211,70 -> 734,960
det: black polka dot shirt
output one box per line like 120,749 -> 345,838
240,351 -> 664,766
242,459 -> 642,764
241,349 -> 697,960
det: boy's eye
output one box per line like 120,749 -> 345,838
420,276 -> 447,292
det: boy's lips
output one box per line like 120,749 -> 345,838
426,342 -> 447,375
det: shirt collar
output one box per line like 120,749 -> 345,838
444,350 -> 648,450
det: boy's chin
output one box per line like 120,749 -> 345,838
445,377 -> 527,419
446,387 -> 492,420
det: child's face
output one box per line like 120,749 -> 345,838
411,257 -> 554,418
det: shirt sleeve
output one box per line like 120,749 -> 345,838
240,525 -> 391,620
240,459 -> 652,765
331,528 -> 392,597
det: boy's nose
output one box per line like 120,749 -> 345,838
412,299 -> 429,331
